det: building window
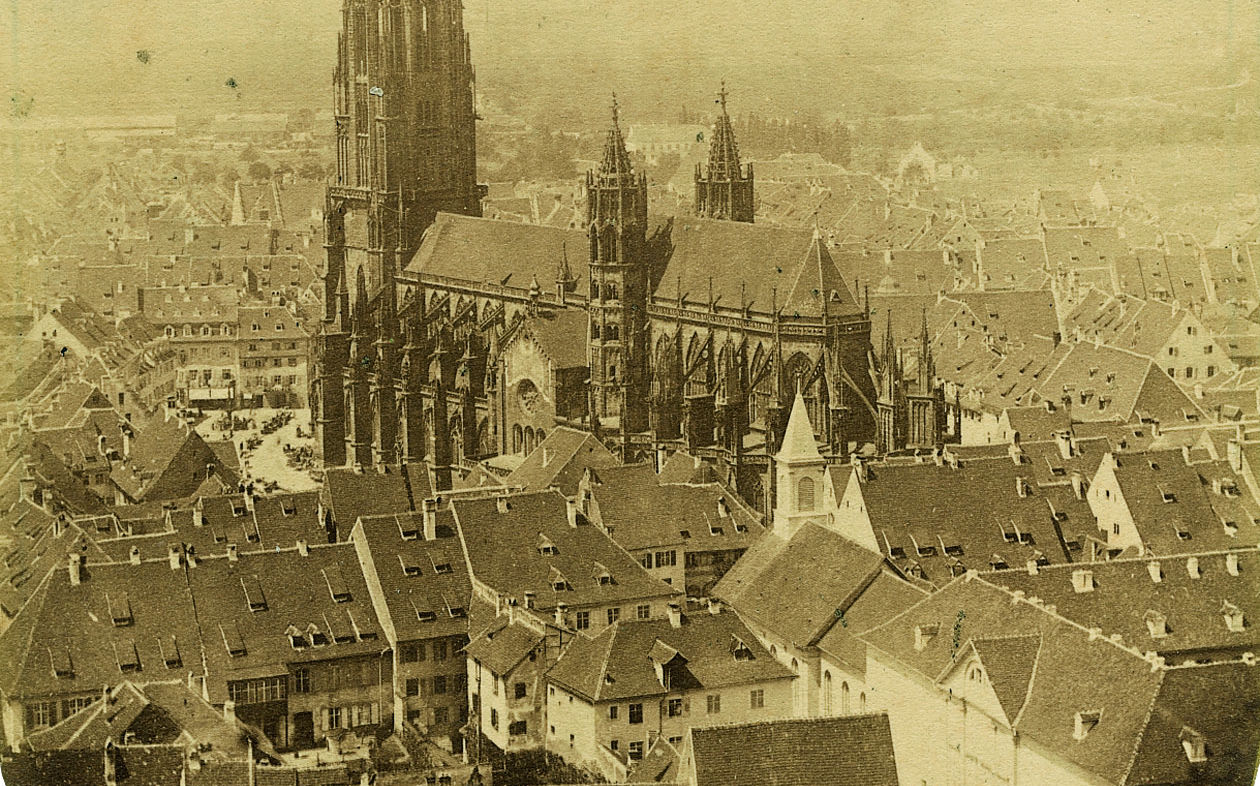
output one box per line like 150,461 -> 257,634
514,682 -> 528,700
576,611 -> 590,630
1185,367 -> 1194,379
433,640 -> 447,660
609,705 -> 619,720
628,703 -> 643,724
294,668 -> 312,693
509,720 -> 527,736
636,604 -> 651,620
750,689 -> 765,709
706,694 -> 721,714
797,476 -> 816,511
490,708 -> 499,729
433,707 -> 449,726
406,678 -> 420,697
628,741 -> 644,761
654,550 -> 676,568
610,739 -> 619,751
432,675 -> 447,695
607,607 -> 621,626
667,698 -> 684,717
326,706 -> 343,730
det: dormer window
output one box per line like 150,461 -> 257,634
324,565 -> 352,603
242,575 -> 267,612
50,646 -> 74,679
1074,711 -> 1101,740
222,623 -> 247,657
550,567 -> 571,592
107,592 -> 133,627
433,561 -> 453,575
400,555 -> 423,577
286,624 -> 308,650
731,637 -> 755,661
160,636 -> 182,668
966,662 -> 985,685
593,562 -> 614,586
1072,569 -> 1095,593
1181,728 -> 1207,763
399,517 -> 419,540
417,610 -> 437,623
115,641 -> 141,673
1144,610 -> 1169,638
915,624 -> 940,651
1160,487 -> 1177,504
1222,601 -> 1245,633
281,500 -> 297,516
536,533 -> 558,556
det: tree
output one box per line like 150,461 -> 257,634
247,161 -> 273,182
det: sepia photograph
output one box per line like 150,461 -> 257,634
1,0 -> 1259,784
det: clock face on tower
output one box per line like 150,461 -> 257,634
517,378 -> 541,415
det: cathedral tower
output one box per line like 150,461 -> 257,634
586,98 -> 651,434
314,0 -> 483,466
695,83 -> 755,223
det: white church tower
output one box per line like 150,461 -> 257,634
774,391 -> 830,538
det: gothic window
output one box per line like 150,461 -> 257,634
590,322 -> 600,340
512,425 -> 523,454
841,681 -> 851,714
797,476 -> 815,512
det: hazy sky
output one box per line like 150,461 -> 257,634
3,0 -> 1258,119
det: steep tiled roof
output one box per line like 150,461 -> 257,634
712,523 -> 889,647
0,559 -> 204,700
464,615 -> 545,676
1110,450 -> 1260,554
188,544 -> 386,702
546,608 -> 793,702
504,428 -> 619,496
323,464 -> 420,527
512,309 -> 588,370
452,490 -> 678,614
656,220 -> 860,319
984,549 -> 1260,661
406,213 -> 588,297
587,463 -> 764,553
688,714 -> 900,786
351,510 -> 470,644
968,635 -> 1042,723
841,455 -> 1095,585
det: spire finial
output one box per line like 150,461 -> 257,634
718,80 -> 729,113
611,93 -> 620,125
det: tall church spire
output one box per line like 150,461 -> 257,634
586,94 -> 650,434
695,82 -> 755,223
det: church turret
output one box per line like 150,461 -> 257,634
586,96 -> 650,434
773,390 -> 828,538
695,83 -> 754,223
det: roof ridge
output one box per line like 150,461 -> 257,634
1009,635 -> 1043,729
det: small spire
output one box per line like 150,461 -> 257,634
611,92 -> 620,125
777,389 -> 823,464
718,80 -> 729,113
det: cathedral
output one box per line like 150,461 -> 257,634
311,0 -> 950,512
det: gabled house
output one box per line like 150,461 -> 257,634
544,604 -> 795,780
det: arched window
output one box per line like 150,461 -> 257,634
524,426 -> 535,455
769,645 -> 777,658
797,476 -> 816,512
536,429 -> 546,444
164,326 -> 175,339
201,325 -> 211,337
859,692 -> 866,712
841,681 -> 851,714
791,658 -> 804,711
512,425 -> 523,454
823,671 -> 833,715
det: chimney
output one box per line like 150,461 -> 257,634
296,539 -> 309,556
244,493 -> 255,513
1226,552 -> 1240,576
223,699 -> 236,725
717,496 -> 730,518
129,546 -> 141,566
855,456 -> 869,481
192,508 -> 203,527
97,434 -> 107,456
1070,471 -> 1085,500
707,598 -> 721,615
932,449 -> 943,467
227,543 -> 238,562
1009,444 -> 1024,465
1026,559 -> 1039,575
68,553 -> 83,585
1072,569 -> 1095,593
353,463 -> 365,475
422,498 -> 438,540
555,602 -> 568,627
1187,556 -> 1201,578
168,544 -> 183,571
496,496 -> 511,514
524,591 -> 536,610
1147,561 -> 1162,583
1016,477 -> 1028,498
565,497 -> 579,528
1227,440 -> 1242,472
122,430 -> 131,460
667,602 -> 682,629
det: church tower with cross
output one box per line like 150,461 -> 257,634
695,83 -> 755,223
